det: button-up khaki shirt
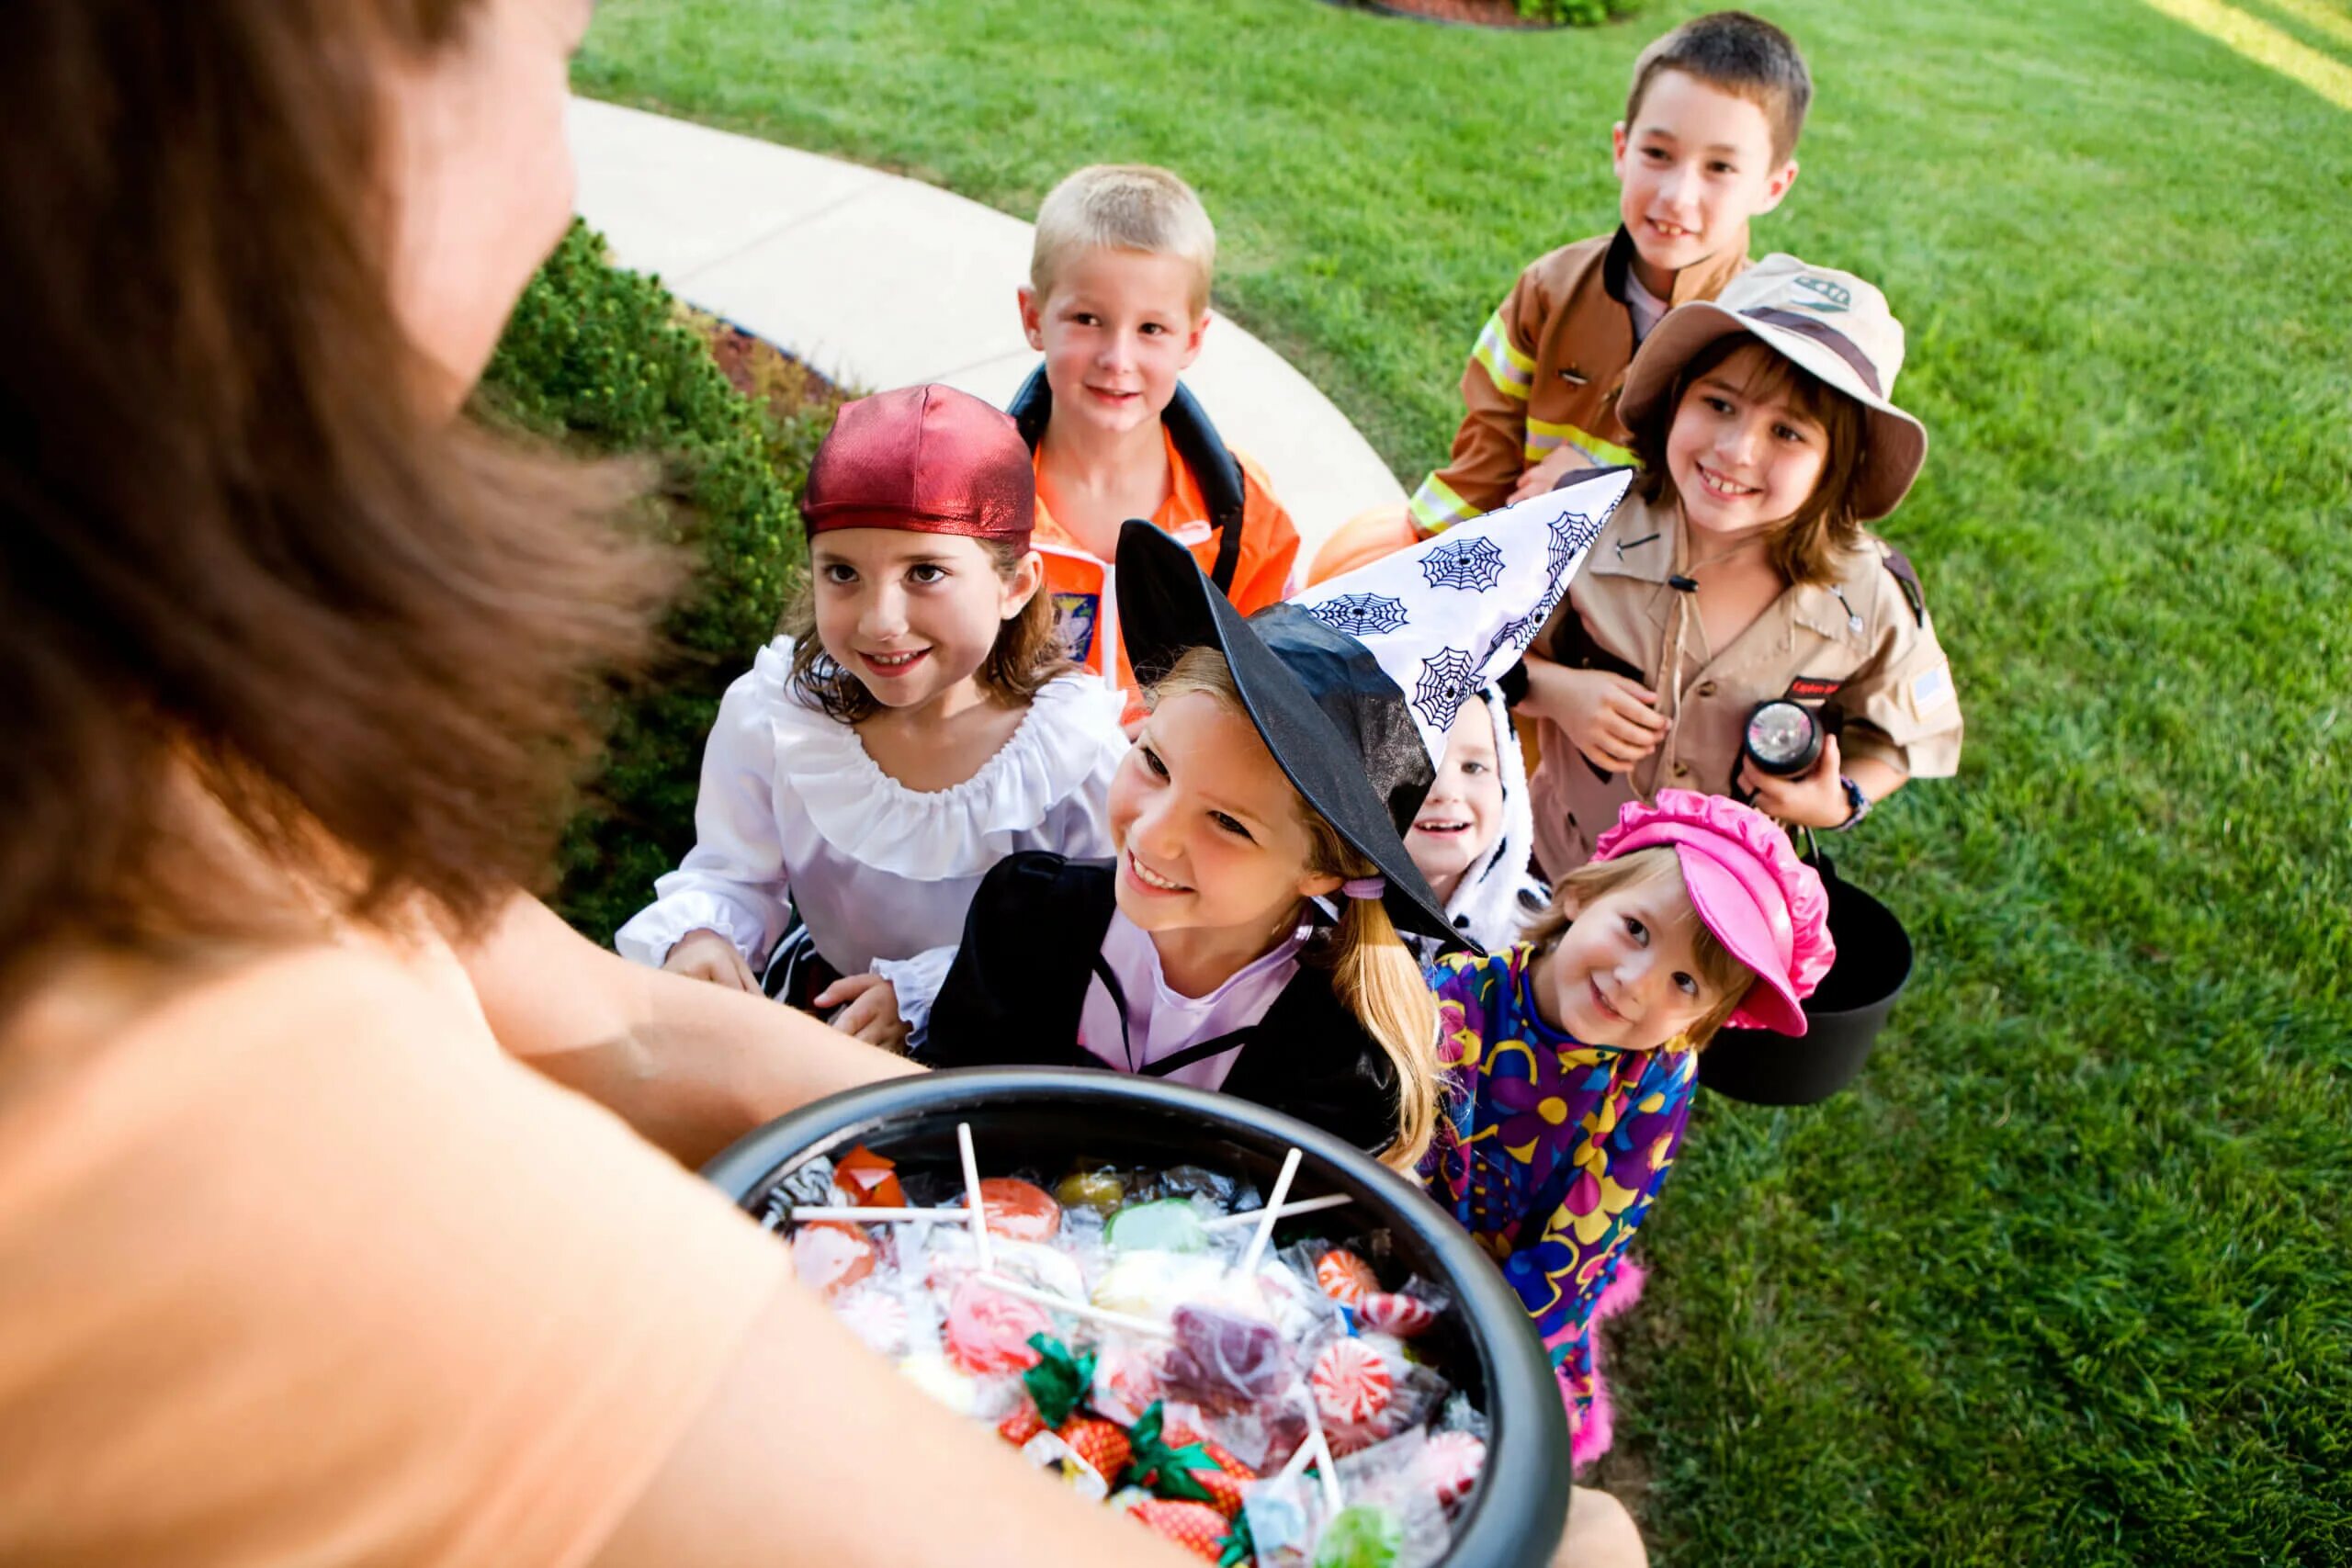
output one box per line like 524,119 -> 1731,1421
1528,490 -> 1963,873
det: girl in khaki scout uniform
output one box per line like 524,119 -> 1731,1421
1517,255 -> 1962,873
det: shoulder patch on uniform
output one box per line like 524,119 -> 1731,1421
1910,661 -> 1956,718
1881,546 -> 1928,627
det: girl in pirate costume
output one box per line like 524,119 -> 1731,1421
616,386 -> 1128,1048
920,468 -> 1635,1168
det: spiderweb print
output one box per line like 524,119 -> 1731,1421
1305,592 -> 1410,637
1420,535 -> 1506,592
1412,647 -> 1479,734
1547,510 -> 1605,587
1483,611 -> 1542,673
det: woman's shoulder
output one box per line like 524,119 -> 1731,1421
0,932 -> 788,1563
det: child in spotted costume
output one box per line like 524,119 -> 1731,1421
1418,789 -> 1832,1466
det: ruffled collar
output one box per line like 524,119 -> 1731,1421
754,640 -> 1125,880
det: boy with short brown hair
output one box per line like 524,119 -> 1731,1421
1417,11 -> 1810,534
1312,12 -> 1812,583
1009,164 -> 1300,701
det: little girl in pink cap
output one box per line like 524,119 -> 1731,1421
1418,788 -> 1834,1468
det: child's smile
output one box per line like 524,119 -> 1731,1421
1611,68 -> 1797,299
1664,344 -> 1828,543
1404,704 -> 1506,908
1534,882 -> 1723,1054
810,529 -> 1030,716
1020,248 -> 1207,440
855,646 -> 931,681
1107,690 -> 1341,970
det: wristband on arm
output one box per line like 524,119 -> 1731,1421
1836,774 -> 1871,829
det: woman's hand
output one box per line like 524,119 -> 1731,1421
815,972 -> 910,1053
1738,733 -> 1853,829
663,930 -> 761,992
1526,660 -> 1668,773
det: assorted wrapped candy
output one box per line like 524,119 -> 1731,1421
766,1140 -> 1494,1566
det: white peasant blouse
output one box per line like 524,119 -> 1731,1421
615,640 -> 1128,1014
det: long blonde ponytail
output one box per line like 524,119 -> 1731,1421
1319,888 -> 1443,1171
1147,646 -> 1443,1170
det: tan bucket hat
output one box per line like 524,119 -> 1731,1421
1619,254 -> 1928,522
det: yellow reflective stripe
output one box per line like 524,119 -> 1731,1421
1469,311 -> 1534,400
1408,473 -> 1478,536
1524,418 -> 1638,470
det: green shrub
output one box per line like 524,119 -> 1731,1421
1511,0 -> 1643,26
476,222 -> 832,943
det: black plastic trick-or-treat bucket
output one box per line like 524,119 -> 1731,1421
1699,852 -> 1913,1105
703,1066 -> 1571,1567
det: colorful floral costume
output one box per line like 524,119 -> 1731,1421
1417,944 -> 1697,1466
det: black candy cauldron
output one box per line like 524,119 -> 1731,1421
704,1066 -> 1570,1566
1700,852 -> 1914,1105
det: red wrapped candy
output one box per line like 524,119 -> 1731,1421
833,1144 -> 906,1209
1420,1429 -> 1487,1513
792,1222 -> 876,1299
943,1275 -> 1050,1375
1310,1337 -> 1394,1426
1315,1247 -> 1379,1306
1357,1291 -> 1436,1338
978,1177 -> 1063,1242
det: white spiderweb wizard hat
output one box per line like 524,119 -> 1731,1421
1117,465 -> 1633,951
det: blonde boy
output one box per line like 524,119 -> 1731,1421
1309,12 -> 1812,583
1009,164 -> 1299,698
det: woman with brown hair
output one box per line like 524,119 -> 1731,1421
0,3 -> 1185,1563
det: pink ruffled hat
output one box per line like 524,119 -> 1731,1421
1591,790 -> 1835,1036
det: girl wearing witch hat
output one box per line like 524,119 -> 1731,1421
921,468 -> 1636,1168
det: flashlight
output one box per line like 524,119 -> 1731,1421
1742,698 -> 1823,777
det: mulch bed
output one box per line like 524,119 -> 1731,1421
1326,0 -> 1560,29
691,310 -> 849,424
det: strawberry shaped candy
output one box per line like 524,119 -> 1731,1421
997,1336 -> 1139,1479
1147,1410 -> 1258,1519
1128,1498 -> 1232,1562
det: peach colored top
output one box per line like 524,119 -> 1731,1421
0,931 -> 786,1566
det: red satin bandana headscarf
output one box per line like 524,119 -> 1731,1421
799,383 -> 1034,542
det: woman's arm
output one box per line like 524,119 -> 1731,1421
590,1277 -> 1196,1568
459,892 -> 919,1168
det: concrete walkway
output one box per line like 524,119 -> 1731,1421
567,97 -> 1403,561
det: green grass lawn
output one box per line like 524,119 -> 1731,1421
571,2 -> 2352,1560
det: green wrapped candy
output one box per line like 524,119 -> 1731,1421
1054,1167 -> 1125,1215
1314,1503 -> 1402,1568
1104,1198 -> 1208,1254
